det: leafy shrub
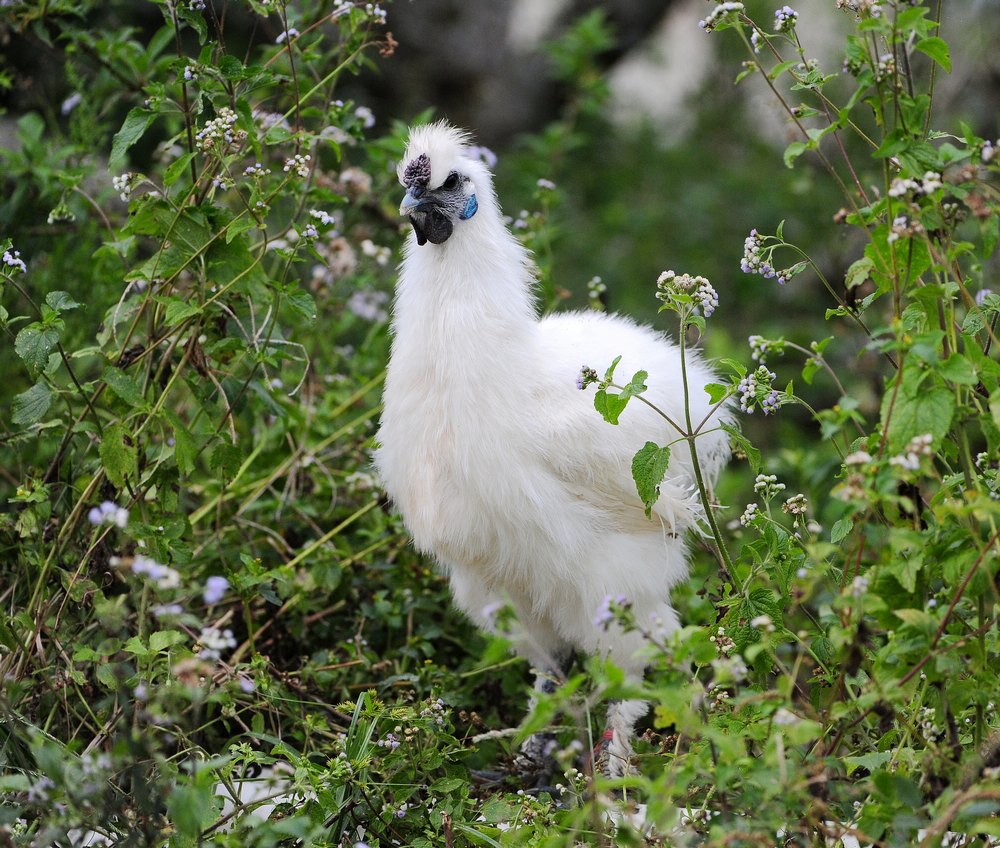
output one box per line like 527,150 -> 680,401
1,0 -> 998,846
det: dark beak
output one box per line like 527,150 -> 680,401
400,188 -> 453,246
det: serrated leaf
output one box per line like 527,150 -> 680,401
882,370 -> 953,453
594,389 -> 629,425
15,324 -> 60,371
285,287 -> 317,324
45,290 -> 82,312
915,36 -> 951,72
100,422 -> 138,489
705,383 -> 729,404
845,256 -> 874,289
160,296 -> 202,327
103,366 -> 146,408
721,422 -> 761,474
938,353 -> 976,385
149,630 -> 186,652
11,381 -> 53,425
831,517 -> 853,544
110,107 -> 156,168
163,152 -> 197,187
631,441 -> 672,518
845,750 -> 893,776
210,441 -> 243,479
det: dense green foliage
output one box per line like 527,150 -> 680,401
1,1 -> 998,845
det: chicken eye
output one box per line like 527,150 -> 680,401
442,172 -> 460,191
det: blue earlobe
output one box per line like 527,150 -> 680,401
460,194 -> 478,220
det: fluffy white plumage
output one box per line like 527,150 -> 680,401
374,122 -> 731,777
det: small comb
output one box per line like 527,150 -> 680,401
403,153 -> 431,190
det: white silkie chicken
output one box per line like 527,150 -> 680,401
374,122 -> 731,780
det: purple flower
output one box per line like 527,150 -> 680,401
203,575 -> 229,605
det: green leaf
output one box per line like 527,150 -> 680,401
163,152 -> 197,187
845,256 -> 874,289
721,422 -> 761,474
166,411 -> 198,476
285,287 -> 317,324
831,517 -> 853,544
103,366 -> 147,408
158,296 -> 202,327
704,383 -> 729,404
631,441 -> 672,517
11,381 -> 53,425
45,291 -> 82,312
100,422 -> 138,489
845,750 -> 892,776
594,389 -> 629,425
15,324 -> 60,371
110,107 -> 156,168
882,369 -> 954,453
938,353 -> 976,385
167,780 -> 217,838
915,36 -> 951,72
783,140 -> 808,168
149,630 -> 185,652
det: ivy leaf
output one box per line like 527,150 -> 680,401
11,381 -> 53,426
631,441 -> 672,518
100,422 -> 138,489
915,36 -> 951,72
15,325 -> 60,371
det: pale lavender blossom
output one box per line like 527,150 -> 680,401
203,575 -> 229,605
3,247 -> 28,273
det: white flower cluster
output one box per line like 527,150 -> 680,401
888,171 -> 943,198
782,493 -> 808,515
195,107 -> 243,152
739,502 -> 759,526
741,229 -> 801,284
3,246 -> 27,273
656,269 -> 719,317
88,500 -> 129,529
748,334 -> 782,365
754,473 -> 785,500
197,625 -> 237,660
887,214 -> 925,244
419,697 -> 448,727
243,162 -> 271,179
183,64 -> 200,82
594,593 -> 630,630
698,2 -> 744,32
309,209 -> 337,227
283,153 -> 312,178
836,0 -> 883,18
851,574 -> 869,597
131,555 -> 181,590
113,172 -> 137,202
361,238 -> 390,266
983,140 -> 998,164
773,5 -> 798,31
888,433 -> 933,471
276,27 -> 299,44
709,626 -> 735,655
189,0 -> 206,9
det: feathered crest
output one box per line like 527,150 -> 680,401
397,121 -> 477,189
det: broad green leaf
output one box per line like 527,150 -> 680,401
704,382 -> 729,404
100,422 -> 138,489
15,325 -> 60,371
160,297 -> 202,327
845,256 -> 874,289
11,381 -> 53,426
915,36 -> 951,72
938,354 -> 976,385
631,441 -> 672,517
110,107 -> 156,168
167,781 -> 217,838
149,630 -> 185,652
831,517 -> 853,544
45,291 -> 82,312
594,389 -> 629,425
783,140 -> 808,168
103,366 -> 147,408
882,369 -> 953,453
